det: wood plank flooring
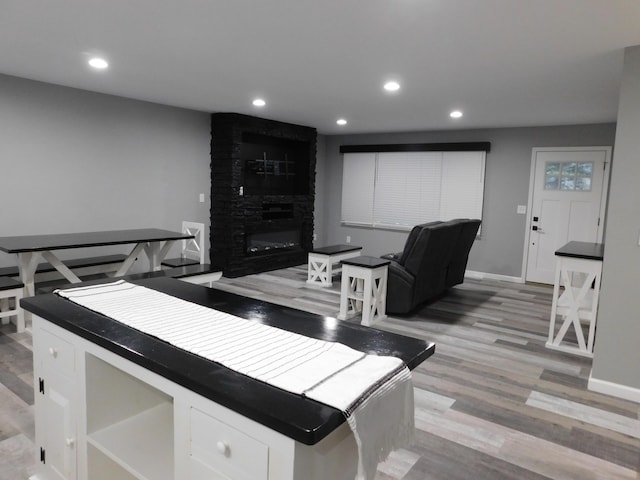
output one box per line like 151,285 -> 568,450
0,266 -> 638,479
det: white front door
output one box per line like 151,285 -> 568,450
525,147 -> 610,284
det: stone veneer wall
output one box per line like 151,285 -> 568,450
210,113 -> 316,277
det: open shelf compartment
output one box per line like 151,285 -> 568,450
85,353 -> 174,480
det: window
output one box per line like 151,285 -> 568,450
341,150 -> 486,229
544,161 -> 593,191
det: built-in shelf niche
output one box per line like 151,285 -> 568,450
241,132 -> 310,196
85,353 -> 174,480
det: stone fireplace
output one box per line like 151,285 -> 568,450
210,113 -> 316,277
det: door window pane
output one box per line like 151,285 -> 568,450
546,163 -> 560,175
562,162 -> 577,176
545,176 -> 559,190
560,177 -> 575,190
576,177 -> 592,191
545,161 -> 593,191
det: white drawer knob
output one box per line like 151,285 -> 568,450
216,441 -> 229,456
65,438 -> 75,447
48,347 -> 58,358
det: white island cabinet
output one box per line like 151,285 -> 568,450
25,277 -> 434,480
30,316 -> 358,480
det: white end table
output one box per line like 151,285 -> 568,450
337,256 -> 390,326
547,241 -> 604,358
307,244 -> 362,287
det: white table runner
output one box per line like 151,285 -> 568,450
56,280 -> 414,480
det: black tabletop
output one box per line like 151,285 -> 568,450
21,277 -> 435,445
342,255 -> 391,268
0,228 -> 193,253
555,241 -> 604,261
309,244 -> 363,255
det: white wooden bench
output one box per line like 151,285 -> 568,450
0,254 -> 130,282
0,277 -> 25,332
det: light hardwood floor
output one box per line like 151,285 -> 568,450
1,267 -> 638,479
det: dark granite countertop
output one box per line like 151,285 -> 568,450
0,228 -> 192,253
341,256 -> 391,268
309,244 -> 363,255
21,277 -> 435,445
555,241 -> 604,261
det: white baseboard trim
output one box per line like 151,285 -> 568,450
465,270 -> 524,284
588,374 -> 640,404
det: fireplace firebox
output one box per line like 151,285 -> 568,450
246,229 -> 301,256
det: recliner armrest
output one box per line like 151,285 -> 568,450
381,252 -> 402,261
387,260 -> 415,285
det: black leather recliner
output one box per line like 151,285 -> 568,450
446,219 -> 482,287
383,219 -> 481,314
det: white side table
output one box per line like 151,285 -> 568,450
337,256 -> 390,326
547,241 -> 604,358
307,244 -> 362,287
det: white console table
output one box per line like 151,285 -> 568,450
547,241 -> 604,358
338,256 -> 390,326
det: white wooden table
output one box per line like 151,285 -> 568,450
306,244 -> 362,287
337,256 -> 390,326
0,228 -> 194,326
547,241 -> 604,358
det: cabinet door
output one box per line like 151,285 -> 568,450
40,366 -> 76,480
33,320 -> 77,480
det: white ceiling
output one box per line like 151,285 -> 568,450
2,0 -> 639,135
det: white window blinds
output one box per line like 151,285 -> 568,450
342,150 -> 485,229
340,153 -> 376,226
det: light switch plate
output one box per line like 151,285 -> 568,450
517,205 -> 527,215
199,193 -> 205,203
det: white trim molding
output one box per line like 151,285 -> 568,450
588,374 -> 640,404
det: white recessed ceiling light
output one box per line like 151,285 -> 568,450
383,81 -> 400,92
88,57 -> 109,69
336,118 -> 347,126
252,98 -> 266,107
450,110 -> 463,118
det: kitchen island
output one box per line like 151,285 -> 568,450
22,277 -> 435,480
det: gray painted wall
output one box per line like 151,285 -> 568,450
317,125 -> 616,278
0,74 -> 211,271
592,46 -> 640,391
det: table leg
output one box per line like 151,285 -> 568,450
548,260 -> 562,345
547,256 -> 601,357
361,267 -> 388,326
338,268 -> 362,320
338,269 -> 350,320
307,254 -> 330,286
144,240 -> 177,272
587,269 -> 601,352
18,252 -> 42,325
553,268 -> 588,351
40,251 -> 82,283
361,272 -> 373,326
114,243 -> 147,276
156,240 -> 176,269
